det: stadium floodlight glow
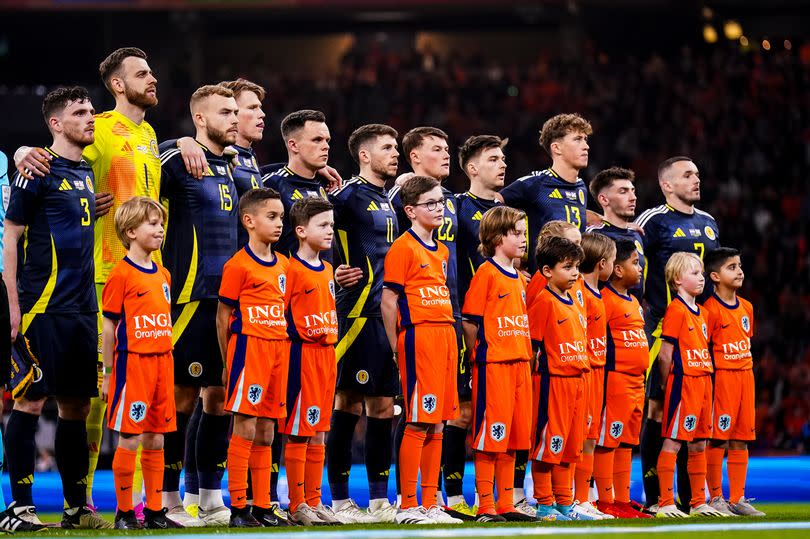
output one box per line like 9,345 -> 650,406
739,36 -> 749,47
784,40 -> 792,50
762,39 -> 771,51
703,25 -> 718,44
724,20 -> 743,40
702,6 -> 714,19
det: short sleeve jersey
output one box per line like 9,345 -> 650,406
0,151 -> 10,273
7,148 -> 96,314
660,296 -> 712,376
102,258 -> 173,354
702,294 -> 754,370
228,144 -> 262,247
218,246 -> 289,340
529,287 -> 589,376
159,141 -> 238,304
582,281 -> 607,368
383,229 -> 453,327
500,169 -> 588,273
330,176 -> 398,318
526,271 -> 548,305
602,284 -> 649,375
587,221 -> 646,300
462,259 -> 531,364
84,110 -> 162,284
284,255 -> 338,345
455,192 -> 500,300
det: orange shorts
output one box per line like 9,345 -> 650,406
108,350 -> 176,435
662,373 -> 713,442
597,371 -> 645,448
532,374 -> 585,464
471,360 -> 532,452
712,369 -> 755,441
586,367 -> 606,439
281,342 -> 336,436
399,324 -> 459,424
225,334 -> 290,419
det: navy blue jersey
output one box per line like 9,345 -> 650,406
159,141 -> 238,304
455,191 -> 500,300
261,165 -> 330,260
228,144 -> 262,246
586,220 -> 646,301
330,176 -> 398,318
6,148 -> 96,314
389,183 -> 460,317
500,168 -> 588,273
635,204 -> 720,322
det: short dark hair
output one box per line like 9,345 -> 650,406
42,86 -> 91,123
657,156 -> 693,181
290,197 -> 334,229
399,175 -> 440,207
704,247 -> 741,275
239,187 -> 281,220
458,135 -> 506,171
580,233 -> 616,273
219,78 -> 266,102
402,127 -> 448,166
539,113 -> 592,155
589,167 -> 635,200
348,124 -> 399,164
613,239 -> 637,265
536,236 -> 584,272
99,47 -> 147,94
280,109 -> 326,140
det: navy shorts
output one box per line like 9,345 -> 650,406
335,316 -> 400,397
172,299 -> 223,387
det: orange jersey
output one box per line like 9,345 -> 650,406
102,257 -> 173,354
526,271 -> 547,305
383,229 -> 453,326
219,246 -> 289,340
603,284 -> 649,375
462,259 -> 531,364
661,296 -> 712,376
582,281 -> 606,368
284,255 -> 338,346
702,294 -> 754,370
529,287 -> 588,376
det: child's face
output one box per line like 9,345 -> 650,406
615,251 -> 641,286
407,185 -> 445,230
712,255 -> 744,289
563,227 -> 582,246
597,250 -> 617,281
544,258 -> 580,291
246,198 -> 285,244
499,219 -> 527,260
297,210 -> 334,251
128,211 -> 164,252
676,260 -> 705,297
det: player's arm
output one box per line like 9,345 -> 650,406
380,288 -> 399,364
100,317 -> 116,402
461,320 -> 478,360
176,137 -> 208,180
13,146 -> 52,179
657,341 -> 674,387
216,301 -> 234,366
2,220 -> 24,340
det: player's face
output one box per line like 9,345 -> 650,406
500,219 -> 527,260
562,227 -> 582,246
299,210 -> 334,252
247,198 -> 285,244
619,251 -> 641,286
201,95 -> 239,147
129,211 -> 165,252
235,90 -> 265,144
473,147 -> 507,190
366,135 -> 400,181
412,136 -> 450,180
54,98 -> 96,148
119,56 -> 158,109
677,261 -> 705,297
713,255 -> 744,289
665,160 -> 701,205
544,258 -> 580,292
293,121 -> 331,170
554,130 -> 589,170
601,179 -> 637,220
408,186 -> 446,229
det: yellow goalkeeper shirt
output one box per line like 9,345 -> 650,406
83,110 -> 162,283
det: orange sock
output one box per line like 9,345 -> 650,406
613,447 -> 633,503
113,446 -> 137,512
227,435 -> 252,509
474,451 -> 496,514
495,451 -> 516,513
687,450 -> 707,508
706,446 -> 725,499
398,428 -> 426,509
284,442 -> 307,512
574,452 -> 593,504
420,433 -> 443,508
305,443 -> 326,507
140,448 -> 164,511
532,461 -> 553,506
249,443 -> 272,509
593,448 -> 614,503
551,463 -> 573,506
657,450 -> 678,507
727,449 -> 748,503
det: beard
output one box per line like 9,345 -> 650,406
370,159 -> 397,182
206,123 -> 236,148
65,126 -> 94,148
124,83 -> 158,109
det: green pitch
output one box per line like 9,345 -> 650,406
29,503 -> 810,537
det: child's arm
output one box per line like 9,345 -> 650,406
657,341 -> 674,388
101,317 -> 116,402
381,288 -> 399,364
216,302 -> 234,368
462,320 -> 478,360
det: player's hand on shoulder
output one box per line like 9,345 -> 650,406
586,209 -> 604,228
335,264 -> 363,288
628,222 -> 645,235
177,137 -> 207,180
14,146 -> 52,179
95,192 -> 114,217
318,165 -> 343,191
395,172 -> 415,186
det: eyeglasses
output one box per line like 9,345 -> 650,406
412,198 -> 446,212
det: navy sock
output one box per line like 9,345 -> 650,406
393,413 -> 407,496
514,450 -> 529,490
640,418 -> 662,506
442,425 -> 467,497
5,410 -> 38,506
56,418 -> 89,508
163,412 -> 190,492
184,401 -> 203,496
365,416 -> 393,500
326,410 -> 359,501
196,413 -> 230,490
270,423 -> 282,502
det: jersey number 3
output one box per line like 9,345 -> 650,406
80,198 -> 91,226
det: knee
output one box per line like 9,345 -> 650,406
174,386 -> 198,414
334,391 -> 363,415
14,397 -> 45,416
57,397 -> 91,420
202,387 -> 226,414
365,397 -> 393,418
647,400 -> 663,421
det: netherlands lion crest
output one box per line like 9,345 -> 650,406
306,406 -> 321,426
422,394 -> 437,414
490,422 -> 506,442
247,384 -> 263,405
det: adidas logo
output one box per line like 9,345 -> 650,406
58,178 -> 72,191
472,211 -> 483,221
673,227 -> 686,238
548,188 -> 563,199
367,201 -> 381,211
291,190 -> 304,201
120,141 -> 133,152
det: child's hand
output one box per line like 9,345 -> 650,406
101,374 -> 110,403
221,367 -> 228,387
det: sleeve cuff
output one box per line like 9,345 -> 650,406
661,335 -> 677,344
218,295 -> 239,307
383,281 -> 404,294
462,313 -> 483,325
102,311 -> 121,321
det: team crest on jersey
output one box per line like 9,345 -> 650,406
717,414 -> 732,432
442,260 -> 448,278
578,189 -> 586,205
216,165 -> 227,176
701,323 -> 707,339
150,139 -> 159,158
639,306 -> 645,318
579,313 -> 587,329
188,362 -> 203,377
549,435 -> 564,455
490,422 -> 506,442
162,283 -> 171,303
421,394 -> 438,414
85,176 -> 94,193
129,401 -> 147,423
741,316 -> 750,332
576,289 -> 584,306
306,406 -> 321,426
247,384 -> 264,405
278,274 -> 286,294
610,421 -> 624,439
704,226 -> 716,240
634,240 -> 644,255
328,280 -> 336,298
356,370 -> 369,385
683,415 -> 698,432
446,199 -> 455,214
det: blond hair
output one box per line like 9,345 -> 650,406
580,233 -> 616,273
538,219 -> 577,240
115,196 -> 167,249
665,252 -> 704,294
189,84 -> 234,111
479,206 -> 526,258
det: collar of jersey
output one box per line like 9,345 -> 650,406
245,245 -> 277,267
293,253 -> 325,272
583,280 -> 602,298
605,283 -> 632,302
45,147 -> 86,167
124,256 -> 158,274
486,258 -> 518,279
232,144 -> 254,157
545,285 -> 573,305
712,292 -> 739,310
407,229 -> 437,251
674,295 -> 700,315
354,175 -> 385,193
